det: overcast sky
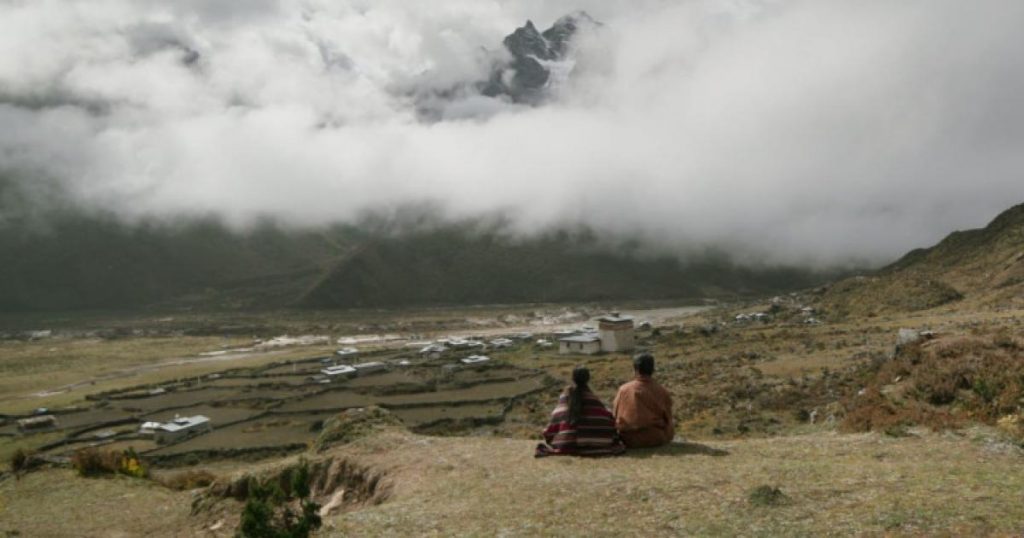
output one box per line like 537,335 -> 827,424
1,0 -> 1022,266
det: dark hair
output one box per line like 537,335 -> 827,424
633,353 -> 655,376
567,366 -> 590,425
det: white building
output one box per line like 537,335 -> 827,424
419,344 -> 448,359
352,362 -> 387,374
460,355 -> 491,365
558,334 -> 602,355
489,338 -> 514,348
335,347 -> 359,360
17,415 -> 59,432
153,415 -> 212,444
139,421 -> 162,436
598,314 -> 635,353
321,365 -> 357,377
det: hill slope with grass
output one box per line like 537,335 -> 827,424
4,428 -> 1023,536
0,175 -> 839,312
298,227 -> 835,308
820,202 -> 1024,317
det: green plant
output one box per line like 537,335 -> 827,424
748,485 -> 790,507
236,460 -> 321,538
9,448 -> 38,476
70,447 -> 147,478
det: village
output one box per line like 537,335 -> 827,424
2,313 -> 646,466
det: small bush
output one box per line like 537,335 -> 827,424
10,448 -> 29,472
9,448 -> 43,476
748,485 -> 789,507
71,447 -> 147,478
841,334 -> 1024,433
71,447 -> 114,477
236,459 -> 321,538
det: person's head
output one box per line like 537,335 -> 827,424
567,365 -> 591,425
633,353 -> 655,377
571,365 -> 590,388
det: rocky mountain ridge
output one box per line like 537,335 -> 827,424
481,12 -> 597,103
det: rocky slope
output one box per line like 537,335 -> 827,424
481,12 -> 597,103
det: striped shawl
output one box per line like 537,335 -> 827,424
535,387 -> 625,457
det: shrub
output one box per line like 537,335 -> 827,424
10,448 -> 29,473
119,447 -> 147,478
71,447 -> 114,477
71,447 -> 147,478
748,485 -> 789,507
236,460 -> 321,538
9,448 -> 42,476
841,334 -> 1024,433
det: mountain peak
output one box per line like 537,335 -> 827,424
483,11 -> 597,104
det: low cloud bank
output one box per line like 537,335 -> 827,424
1,0 -> 1022,267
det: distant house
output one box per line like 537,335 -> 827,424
139,421 -> 162,436
153,415 -> 212,444
558,334 -> 602,355
352,362 -> 387,374
460,355 -> 491,365
419,344 -> 448,359
489,338 -> 514,348
17,415 -> 59,433
321,365 -> 357,377
597,314 -> 635,352
335,347 -> 359,360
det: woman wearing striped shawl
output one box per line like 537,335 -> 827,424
535,366 -> 625,457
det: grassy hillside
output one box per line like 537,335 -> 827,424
0,214 -> 352,311
4,428 -> 1023,536
300,227 -> 834,308
0,172 -> 837,311
820,202 -> 1024,318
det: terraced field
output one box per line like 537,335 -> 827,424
4,346 -> 554,465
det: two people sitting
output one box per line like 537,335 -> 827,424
535,353 -> 674,457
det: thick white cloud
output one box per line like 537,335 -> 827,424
1,0 -> 1022,266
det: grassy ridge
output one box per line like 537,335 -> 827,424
820,202 -> 1024,317
300,226 -> 833,308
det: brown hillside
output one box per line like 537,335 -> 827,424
820,203 -> 1024,317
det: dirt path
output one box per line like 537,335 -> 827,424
22,305 -> 710,401
28,349 -> 294,399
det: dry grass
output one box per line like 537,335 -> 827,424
311,428 -> 1024,536
6,427 -> 1020,537
841,334 -> 1024,434
0,431 -> 63,471
0,336 -> 337,414
2,302 -> 1024,535
0,469 -> 197,537
159,469 -> 218,491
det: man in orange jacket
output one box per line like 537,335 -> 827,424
613,353 -> 675,448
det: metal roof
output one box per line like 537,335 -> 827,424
597,314 -> 634,322
559,335 -> 601,343
322,365 -> 357,376
158,415 -> 210,432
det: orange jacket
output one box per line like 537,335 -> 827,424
613,375 -> 674,434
